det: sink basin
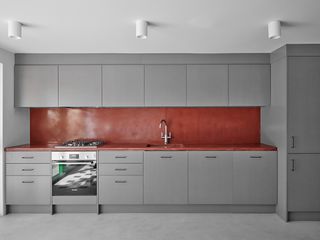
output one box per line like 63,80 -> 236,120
146,143 -> 185,148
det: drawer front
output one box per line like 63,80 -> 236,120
6,176 -> 51,205
99,164 -> 143,176
234,151 -> 277,161
99,151 -> 143,163
6,164 -> 51,176
6,151 -> 50,163
99,176 -> 143,204
188,151 -> 233,160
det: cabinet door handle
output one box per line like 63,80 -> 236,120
250,156 -> 262,158
115,180 -> 127,183
22,169 -> 34,171
291,136 -> 295,149
114,168 -> 127,171
115,156 -> 127,159
291,159 -> 295,172
22,156 -> 34,159
22,181 -> 34,184
205,156 -> 217,159
160,156 -> 172,159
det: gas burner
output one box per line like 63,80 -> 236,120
54,139 -> 104,148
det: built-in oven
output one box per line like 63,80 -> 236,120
51,152 -> 97,197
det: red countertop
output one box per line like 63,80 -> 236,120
5,143 -> 277,152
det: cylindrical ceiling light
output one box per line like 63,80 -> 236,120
268,20 -> 281,40
8,20 -> 22,39
136,20 -> 148,39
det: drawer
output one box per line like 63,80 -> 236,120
6,151 -> 50,164
188,151 -> 233,160
6,176 -> 51,205
99,151 -> 143,163
233,151 -> 277,161
99,176 -> 143,204
99,164 -> 143,176
6,164 -> 51,176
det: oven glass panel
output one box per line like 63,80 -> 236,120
52,162 -> 97,196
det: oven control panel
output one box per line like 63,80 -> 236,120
52,151 -> 97,161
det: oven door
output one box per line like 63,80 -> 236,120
52,160 -> 97,196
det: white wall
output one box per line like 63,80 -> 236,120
261,56 -> 288,221
0,48 -> 29,216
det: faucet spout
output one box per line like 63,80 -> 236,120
159,119 -> 171,145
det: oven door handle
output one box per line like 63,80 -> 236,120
52,161 -> 95,165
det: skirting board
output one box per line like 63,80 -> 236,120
7,205 -> 51,214
288,212 -> 320,221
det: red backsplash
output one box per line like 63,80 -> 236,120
30,107 -> 260,145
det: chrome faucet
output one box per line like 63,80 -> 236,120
159,119 -> 171,145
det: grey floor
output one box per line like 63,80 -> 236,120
0,213 -> 320,240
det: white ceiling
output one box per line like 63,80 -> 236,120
0,0 -> 320,53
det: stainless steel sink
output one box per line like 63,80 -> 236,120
146,143 -> 185,148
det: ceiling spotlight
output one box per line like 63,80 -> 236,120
268,20 -> 281,40
8,20 -> 22,39
136,20 -> 148,39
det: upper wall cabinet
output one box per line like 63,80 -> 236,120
229,65 -> 270,106
187,65 -> 228,106
145,65 -> 187,106
59,65 -> 102,107
102,65 -> 144,107
15,65 -> 58,107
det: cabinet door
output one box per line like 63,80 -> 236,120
233,151 -> 277,204
102,65 -> 144,107
145,65 -> 186,106
187,65 -> 228,106
288,154 -> 320,211
144,151 -> 188,204
288,57 -> 320,153
188,151 -> 233,204
6,176 -> 51,205
99,176 -> 143,204
59,65 -> 102,107
15,65 -> 58,107
229,65 -> 270,106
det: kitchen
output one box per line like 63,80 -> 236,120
1,1 -> 320,240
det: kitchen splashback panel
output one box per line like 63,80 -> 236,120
30,107 -> 260,145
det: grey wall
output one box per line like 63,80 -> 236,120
0,48 -> 29,216
261,46 -> 288,221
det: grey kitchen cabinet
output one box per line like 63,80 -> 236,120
229,65 -> 270,106
288,57 -> 320,153
99,163 -> 143,176
15,65 -> 58,107
98,151 -> 143,164
6,163 -> 51,176
99,176 -> 143,204
102,65 -> 144,107
145,65 -> 187,106
6,176 -> 51,205
288,154 -> 320,211
144,151 -> 188,204
59,65 -> 102,107
6,151 -> 51,164
187,65 -> 228,106
188,151 -> 233,204
233,151 -> 277,204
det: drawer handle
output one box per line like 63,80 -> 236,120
205,156 -> 217,159
160,156 -> 172,159
291,159 -> 295,172
22,156 -> 34,159
22,181 -> 34,184
22,169 -> 34,171
115,156 -> 127,159
114,168 -> 127,171
250,156 -> 262,158
115,180 -> 127,183
291,136 -> 295,149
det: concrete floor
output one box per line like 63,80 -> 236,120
0,213 -> 320,240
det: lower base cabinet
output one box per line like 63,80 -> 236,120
188,151 -> 233,204
288,154 -> 320,211
233,151 -> 277,204
99,176 -> 143,204
6,176 -> 51,205
144,151 -> 188,204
